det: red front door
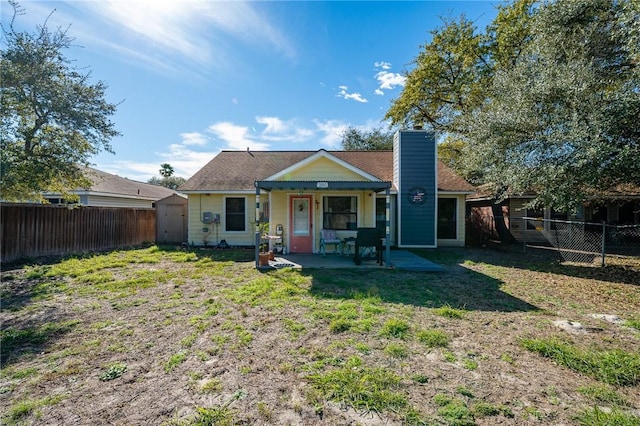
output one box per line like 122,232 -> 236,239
289,195 -> 313,253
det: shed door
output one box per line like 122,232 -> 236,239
158,204 -> 187,244
289,195 -> 313,253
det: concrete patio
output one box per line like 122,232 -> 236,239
264,250 -> 444,272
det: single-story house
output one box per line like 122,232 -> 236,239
180,130 -> 475,257
44,167 -> 178,209
466,184 -> 640,244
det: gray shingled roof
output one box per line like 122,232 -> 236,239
180,150 -> 475,193
81,167 -> 177,201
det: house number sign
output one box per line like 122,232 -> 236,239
407,186 -> 427,205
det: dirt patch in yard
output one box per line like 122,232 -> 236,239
1,246 -> 639,425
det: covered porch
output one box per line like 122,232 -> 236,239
254,179 -> 392,268
260,249 -> 444,272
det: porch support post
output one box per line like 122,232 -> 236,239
385,187 -> 391,267
255,186 -> 260,268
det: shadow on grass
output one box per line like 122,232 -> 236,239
0,307 -> 77,369
158,245 -> 256,263
306,266 -> 539,313
437,244 -> 640,286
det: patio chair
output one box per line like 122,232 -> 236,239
320,229 -> 342,256
353,227 -> 383,265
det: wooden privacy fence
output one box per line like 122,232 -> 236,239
1,203 -> 156,264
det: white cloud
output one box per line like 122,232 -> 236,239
313,120 -> 348,148
97,161 -> 161,182
336,86 -> 368,103
68,0 -> 295,73
373,62 -> 405,95
95,115 -> 359,179
256,116 -> 289,134
97,140 -> 217,181
208,122 -> 270,151
180,132 -> 208,146
374,61 -> 392,70
157,144 -> 219,177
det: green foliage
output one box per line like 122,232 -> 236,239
577,384 -> 629,406
307,366 -> 407,414
575,406 -> 640,426
411,373 -> 429,384
147,163 -> 187,189
148,175 -> 186,190
340,126 -> 394,151
5,394 -> 66,423
521,338 -> 640,386
0,1 -> 120,202
384,343 -> 409,359
199,378 -> 223,394
164,351 -> 188,373
1,320 -> 79,364
432,394 -> 475,426
386,0 -> 640,211
385,14 -> 490,132
329,318 -> 352,333
432,305 -> 466,319
465,0 -> 640,210
437,137 -> 469,178
416,329 -> 450,348
99,363 -> 127,381
624,318 -> 640,331
379,318 -> 411,339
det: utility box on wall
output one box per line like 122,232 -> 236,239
393,130 -> 437,248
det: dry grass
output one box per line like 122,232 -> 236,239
1,245 -> 639,425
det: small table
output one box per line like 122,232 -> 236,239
342,237 -> 356,256
266,236 -> 283,253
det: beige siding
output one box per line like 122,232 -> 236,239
268,192 -> 289,250
288,157 -> 367,181
85,195 -> 155,208
187,194 -> 257,247
261,190 -> 388,254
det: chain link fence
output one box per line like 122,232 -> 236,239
523,217 -> 640,265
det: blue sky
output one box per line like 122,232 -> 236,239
2,1 -> 500,182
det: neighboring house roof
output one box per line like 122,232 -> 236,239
80,167 -> 177,200
180,150 -> 475,193
468,182 -> 640,202
45,167 -> 178,202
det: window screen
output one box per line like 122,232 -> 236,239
225,197 -> 246,232
323,196 -> 357,230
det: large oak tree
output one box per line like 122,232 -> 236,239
386,0 -> 639,212
1,1 -> 120,202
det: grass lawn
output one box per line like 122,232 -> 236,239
1,245 -> 639,425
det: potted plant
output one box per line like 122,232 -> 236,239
258,222 -> 273,265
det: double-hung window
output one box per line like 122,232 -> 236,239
225,197 -> 246,232
323,196 -> 357,230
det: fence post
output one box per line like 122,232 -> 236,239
523,217 -> 527,253
601,221 -> 606,267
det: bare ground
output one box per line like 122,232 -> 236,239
1,245 -> 639,425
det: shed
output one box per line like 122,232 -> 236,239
155,194 -> 188,244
